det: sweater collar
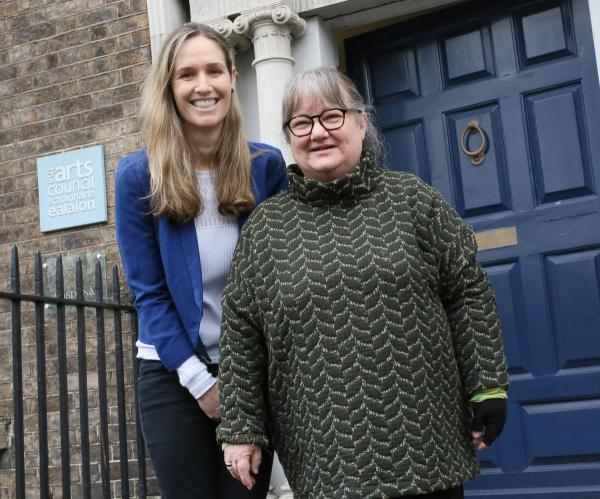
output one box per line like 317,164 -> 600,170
287,149 -> 381,206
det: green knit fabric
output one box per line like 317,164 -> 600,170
217,151 -> 509,498
470,387 -> 508,402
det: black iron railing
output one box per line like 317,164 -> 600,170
0,246 -> 148,498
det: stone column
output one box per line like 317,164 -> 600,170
233,5 -> 307,150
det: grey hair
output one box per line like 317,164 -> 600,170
281,67 -> 387,164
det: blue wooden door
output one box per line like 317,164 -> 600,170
346,0 -> 600,497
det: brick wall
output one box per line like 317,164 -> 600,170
0,0 -> 158,496
0,0 -> 150,271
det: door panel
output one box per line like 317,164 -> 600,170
370,44 -> 419,99
346,0 -> 600,496
384,121 -> 431,182
545,249 -> 600,368
524,83 -> 595,203
485,262 -> 531,377
445,103 -> 511,217
439,24 -> 495,86
514,0 -> 576,67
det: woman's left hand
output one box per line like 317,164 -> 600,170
471,398 -> 507,450
224,443 -> 262,490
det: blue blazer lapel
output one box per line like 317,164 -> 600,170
179,220 -> 202,308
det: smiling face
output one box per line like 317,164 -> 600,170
288,95 -> 366,182
170,35 -> 236,140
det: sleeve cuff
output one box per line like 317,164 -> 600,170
470,387 -> 508,403
176,356 -> 217,399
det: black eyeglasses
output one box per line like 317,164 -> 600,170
285,108 -> 363,137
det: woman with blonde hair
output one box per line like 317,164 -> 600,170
115,23 -> 287,498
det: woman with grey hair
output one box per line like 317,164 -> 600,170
217,67 -> 508,498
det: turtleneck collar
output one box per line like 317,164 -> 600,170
287,149 -> 382,206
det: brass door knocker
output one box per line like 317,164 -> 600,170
460,120 -> 487,166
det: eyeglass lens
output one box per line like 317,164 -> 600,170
289,109 -> 345,136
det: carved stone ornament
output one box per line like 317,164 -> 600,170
204,18 -> 251,52
199,4 -> 306,54
233,5 -> 307,40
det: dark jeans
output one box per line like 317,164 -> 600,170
138,359 -> 273,499
395,486 -> 464,499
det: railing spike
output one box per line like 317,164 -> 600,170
10,245 -> 24,496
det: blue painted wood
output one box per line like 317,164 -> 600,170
382,120 -> 431,182
545,250 -> 600,369
524,83 -> 594,204
484,262 -> 530,376
440,24 -> 495,86
514,0 -> 576,67
370,44 -> 419,99
445,103 -> 511,217
345,0 -> 600,496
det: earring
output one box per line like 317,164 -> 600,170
231,88 -> 235,95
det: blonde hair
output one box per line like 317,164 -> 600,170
281,67 -> 386,164
140,23 -> 255,224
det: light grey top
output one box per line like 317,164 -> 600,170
137,170 -> 238,399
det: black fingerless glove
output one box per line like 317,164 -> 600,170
471,398 -> 507,446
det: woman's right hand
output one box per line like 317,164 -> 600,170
197,382 -> 220,421
224,443 -> 262,490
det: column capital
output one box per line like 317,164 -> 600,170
233,5 -> 307,41
202,5 -> 306,55
203,17 -> 252,52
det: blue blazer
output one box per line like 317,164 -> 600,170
115,143 -> 288,371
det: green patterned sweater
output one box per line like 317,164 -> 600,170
217,152 -> 508,498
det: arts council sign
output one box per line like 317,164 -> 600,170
36,145 -> 108,232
